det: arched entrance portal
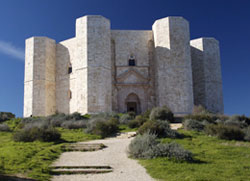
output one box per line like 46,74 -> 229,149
125,93 -> 141,114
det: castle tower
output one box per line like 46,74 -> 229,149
75,15 -> 112,114
23,37 -> 56,117
190,38 -> 224,113
152,17 -> 194,115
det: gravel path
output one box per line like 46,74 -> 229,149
52,133 -> 154,181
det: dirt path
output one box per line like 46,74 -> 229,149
51,132 -> 154,181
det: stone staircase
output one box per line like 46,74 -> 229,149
50,165 -> 113,175
61,143 -> 106,152
51,132 -> 136,177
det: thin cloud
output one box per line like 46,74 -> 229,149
0,40 -> 24,61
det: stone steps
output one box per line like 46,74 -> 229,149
50,165 -> 113,175
62,143 -> 106,152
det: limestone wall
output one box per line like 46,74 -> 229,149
56,38 -> 77,114
76,15 -> 112,114
153,17 -> 194,115
23,38 -> 34,117
111,30 -> 155,113
191,38 -> 224,113
23,15 -> 223,117
23,37 -> 56,117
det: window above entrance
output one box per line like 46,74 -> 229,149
128,55 -> 136,66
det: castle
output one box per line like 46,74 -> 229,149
23,15 -> 224,117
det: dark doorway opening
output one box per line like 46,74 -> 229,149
127,102 -> 137,113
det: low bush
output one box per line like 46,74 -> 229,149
185,105 -> 217,123
138,120 -> 181,138
61,120 -> 87,129
49,113 -> 67,127
0,123 -> 10,132
119,114 -> 134,125
184,114 -> 216,124
154,142 -> 193,162
13,125 -> 61,142
0,112 -> 15,123
192,105 -> 211,115
85,117 -> 106,134
129,132 -> 193,162
224,119 -> 247,128
85,117 -> 119,138
142,109 -> 151,119
183,119 -> 205,131
205,124 -> 245,141
128,115 -> 148,128
244,127 -> 250,141
150,106 -> 174,122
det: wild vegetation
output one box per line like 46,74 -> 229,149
0,106 -> 250,180
134,106 -> 250,180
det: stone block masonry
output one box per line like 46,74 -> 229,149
23,15 -> 224,117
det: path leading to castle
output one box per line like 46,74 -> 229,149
51,132 -> 154,181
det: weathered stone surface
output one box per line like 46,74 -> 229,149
153,17 -> 194,114
24,37 -> 56,117
191,38 -> 224,113
23,15 -> 224,117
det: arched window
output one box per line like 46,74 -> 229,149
128,55 -> 136,66
68,62 -> 72,74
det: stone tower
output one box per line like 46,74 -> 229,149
152,17 -> 194,115
24,37 -> 56,116
23,15 -> 224,117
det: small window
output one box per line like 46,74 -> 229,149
68,90 -> 72,99
68,63 -> 72,74
128,55 -> 136,66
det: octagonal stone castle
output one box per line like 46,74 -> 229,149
23,15 -> 224,117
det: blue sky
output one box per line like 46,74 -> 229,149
0,0 -> 249,117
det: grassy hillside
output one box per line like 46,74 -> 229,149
0,128 -> 100,180
139,130 -> 250,181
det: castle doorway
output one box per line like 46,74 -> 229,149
127,102 -> 137,113
125,93 -> 141,114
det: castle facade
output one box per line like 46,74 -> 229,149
23,15 -> 223,117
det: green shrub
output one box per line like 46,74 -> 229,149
61,120 -> 87,129
192,105 -> 211,115
244,127 -> 250,141
129,132 -> 193,161
0,123 -> 10,132
0,112 -> 15,123
128,132 -> 158,159
150,106 -> 174,122
128,115 -> 148,128
142,109 -> 151,119
225,115 -> 250,128
205,124 -> 245,141
128,111 -> 136,119
183,119 -> 205,131
90,112 -> 118,121
184,114 -> 216,124
85,117 -> 119,138
154,142 -> 193,162
138,120 -> 181,138
13,126 -> 61,142
119,114 -> 133,125
224,119 -> 247,128
185,105 -> 218,123
49,113 -> 67,127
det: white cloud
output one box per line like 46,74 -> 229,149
0,40 -> 24,61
